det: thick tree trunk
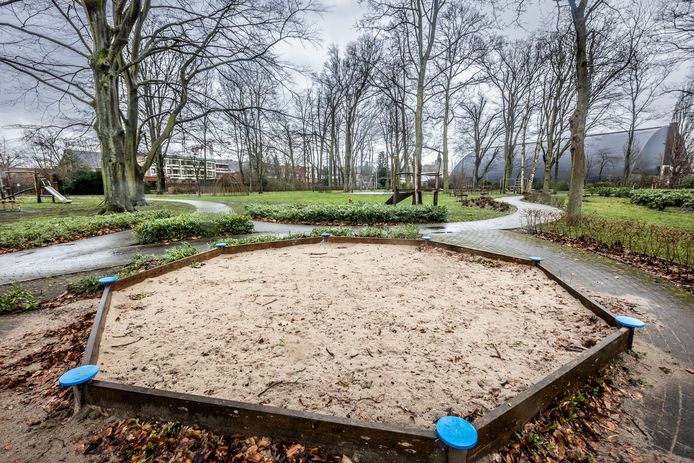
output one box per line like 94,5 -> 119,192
567,0 -> 589,221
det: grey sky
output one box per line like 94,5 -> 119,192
0,1 -> 686,148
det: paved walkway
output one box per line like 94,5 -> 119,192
421,196 -> 559,233
437,230 -> 694,460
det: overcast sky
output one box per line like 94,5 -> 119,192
0,1 -> 686,149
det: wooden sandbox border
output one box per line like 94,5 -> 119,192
81,236 -> 629,462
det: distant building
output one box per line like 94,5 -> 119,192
452,124 -> 675,186
144,155 -> 241,183
63,149 -> 241,183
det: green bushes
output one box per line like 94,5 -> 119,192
134,213 -> 253,244
588,187 -> 694,210
66,275 -> 101,295
629,189 -> 694,210
537,215 -> 694,266
245,203 -> 447,225
118,243 -> 201,278
310,224 -> 420,239
0,209 -> 175,250
0,286 -> 39,314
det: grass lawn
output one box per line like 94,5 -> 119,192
153,190 -> 510,222
553,194 -> 694,230
0,195 -> 194,225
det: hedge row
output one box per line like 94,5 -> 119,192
538,215 -> 694,266
0,209 -> 174,250
629,189 -> 694,210
589,187 -> 694,210
245,203 -> 447,225
134,213 -> 253,244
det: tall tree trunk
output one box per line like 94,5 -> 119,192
413,70 -> 424,204
567,0 -> 589,221
623,121 -> 635,183
442,87 -> 450,191
343,116 -> 353,192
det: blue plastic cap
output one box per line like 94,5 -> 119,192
615,315 -> 645,329
59,364 -> 99,387
422,236 -> 432,241
215,243 -> 227,247
98,276 -> 119,285
436,416 -> 478,450
320,233 -> 331,237
529,256 -> 544,263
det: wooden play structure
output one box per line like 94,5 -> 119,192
0,170 -> 71,210
386,155 -> 442,206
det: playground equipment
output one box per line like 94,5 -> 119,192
0,170 -> 72,209
385,155 -> 442,206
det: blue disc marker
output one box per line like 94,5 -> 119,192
98,276 -> 119,286
59,365 -> 99,387
320,233 -> 331,237
215,243 -> 227,248
422,236 -> 432,241
615,315 -> 645,329
436,416 -> 478,450
529,256 -> 544,263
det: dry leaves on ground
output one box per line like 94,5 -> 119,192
497,361 -> 644,463
83,418 -> 346,463
0,311 -> 95,420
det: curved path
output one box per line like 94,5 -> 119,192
0,196 -> 556,285
421,196 -> 559,234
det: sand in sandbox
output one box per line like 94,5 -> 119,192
97,243 -> 611,429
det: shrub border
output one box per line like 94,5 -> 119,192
81,237 -> 628,462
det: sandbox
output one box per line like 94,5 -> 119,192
97,242 -> 610,427
82,238 -> 629,462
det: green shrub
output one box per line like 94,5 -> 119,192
628,189 -> 694,210
66,276 -> 100,295
134,213 -> 253,244
536,215 -> 694,266
0,286 -> 39,314
117,243 -> 201,278
161,243 -> 199,262
63,170 -> 104,195
309,226 -> 353,236
0,209 -> 175,250
216,233 -> 311,247
245,203 -> 447,225
309,224 -> 419,239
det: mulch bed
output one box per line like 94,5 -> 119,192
530,231 -> 693,294
461,196 -> 512,212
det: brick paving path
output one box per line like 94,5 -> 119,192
436,229 -> 694,459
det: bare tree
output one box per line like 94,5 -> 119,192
481,37 -> 542,191
364,0 -> 446,203
459,93 -> 503,187
338,36 -> 380,192
0,1 -> 319,211
432,2 -> 487,191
